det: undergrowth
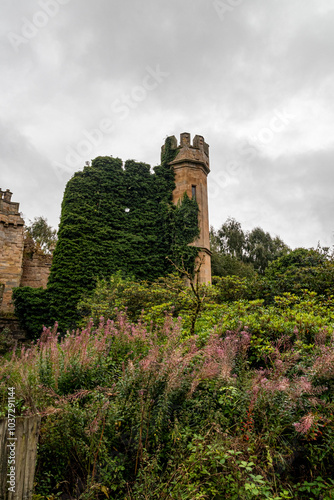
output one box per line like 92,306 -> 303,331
1,302 -> 334,499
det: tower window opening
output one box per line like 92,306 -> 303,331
192,185 -> 196,200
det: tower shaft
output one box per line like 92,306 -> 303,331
162,133 -> 211,283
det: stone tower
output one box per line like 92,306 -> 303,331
162,132 -> 211,283
0,189 -> 25,312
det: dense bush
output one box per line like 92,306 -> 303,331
211,252 -> 257,278
12,287 -> 52,339
77,273 -> 200,325
265,247 -> 334,297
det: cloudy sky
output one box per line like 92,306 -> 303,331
1,0 -> 334,249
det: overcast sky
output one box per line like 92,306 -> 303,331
1,0 -> 334,249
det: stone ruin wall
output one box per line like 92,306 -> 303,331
0,189 -> 51,316
0,189 -> 25,313
20,242 -> 52,289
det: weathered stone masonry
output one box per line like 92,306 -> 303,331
162,132 -> 212,284
0,190 -> 51,315
20,240 -> 52,289
0,189 -> 25,312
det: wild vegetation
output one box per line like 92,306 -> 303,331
2,244 -> 334,499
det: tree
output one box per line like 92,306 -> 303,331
25,216 -> 57,254
210,228 -> 256,278
211,219 -> 290,275
217,217 -> 245,260
244,227 -> 289,274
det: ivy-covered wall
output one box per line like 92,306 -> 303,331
14,138 -> 199,333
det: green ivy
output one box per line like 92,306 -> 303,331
15,138 -> 199,332
12,287 -> 51,338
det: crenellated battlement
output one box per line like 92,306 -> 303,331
161,132 -> 209,162
0,189 -> 24,227
0,189 -> 13,202
162,132 -> 210,176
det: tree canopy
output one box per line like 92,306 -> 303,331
211,217 -> 290,275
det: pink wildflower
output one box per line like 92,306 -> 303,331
293,413 -> 315,434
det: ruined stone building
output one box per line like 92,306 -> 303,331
0,132 -> 211,319
0,189 -> 52,315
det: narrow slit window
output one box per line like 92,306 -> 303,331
192,185 -> 196,200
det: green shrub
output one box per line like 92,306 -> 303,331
12,287 -> 52,339
265,248 -> 334,297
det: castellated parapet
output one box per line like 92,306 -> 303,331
162,133 -> 212,284
0,189 -> 25,312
